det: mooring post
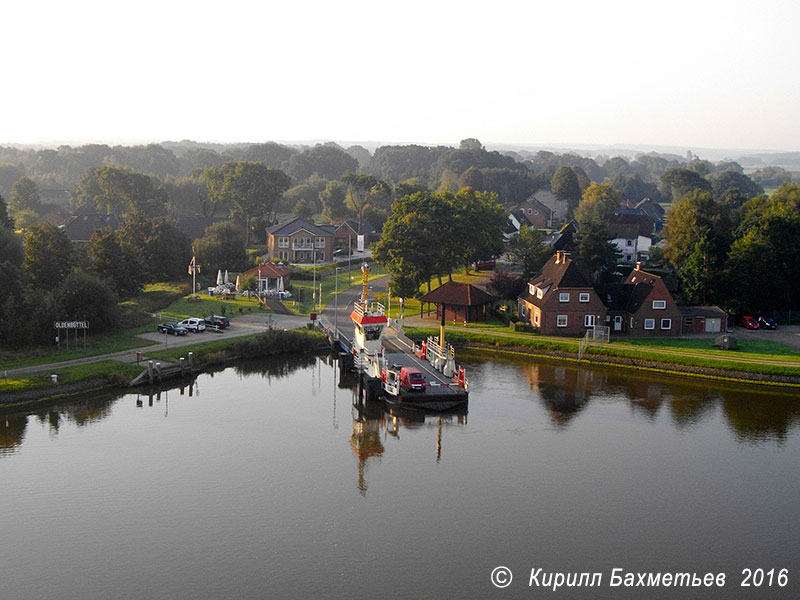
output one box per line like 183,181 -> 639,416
155,362 -> 162,382
147,360 -> 154,384
179,357 -> 185,375
188,352 -> 193,369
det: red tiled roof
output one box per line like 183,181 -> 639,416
418,281 -> 494,306
243,263 -> 291,278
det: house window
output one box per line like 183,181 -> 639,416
279,251 -> 288,260
579,292 -> 590,303
661,319 -> 672,330
652,300 -> 666,309
626,239 -> 633,246
315,237 -> 325,248
537,288 -> 544,299
625,255 -> 632,262
683,316 -> 694,327
528,209 -> 532,214
559,292 -> 570,303
533,210 -> 539,215
529,283 -> 536,296
644,319 -> 655,330
557,314 -> 568,327
278,236 -> 289,248
533,311 -> 540,326
584,314 -> 596,327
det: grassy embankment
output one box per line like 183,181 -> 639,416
0,361 -> 143,394
403,325 -> 800,381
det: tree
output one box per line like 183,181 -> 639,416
459,138 -> 484,151
95,165 -> 167,217
342,173 -> 378,235
551,167 -> 581,219
53,270 -> 119,333
209,162 -> 291,246
487,270 -> 526,300
661,168 -> 712,202
573,220 -> 620,280
0,225 -> 26,268
319,180 -> 352,223
710,171 -> 763,202
0,164 -> 25,199
23,222 -> 74,290
86,227 -> 147,299
575,182 -> 621,224
373,191 -> 452,295
194,221 -> 248,275
293,198 -> 316,220
450,187 -> 507,272
288,144 -> 359,181
285,177 -> 328,216
508,226 -> 553,279
9,176 -> 41,215
0,194 -> 14,229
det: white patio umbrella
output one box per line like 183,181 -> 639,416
224,270 -> 229,284
216,269 -> 223,285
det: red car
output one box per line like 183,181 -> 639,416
739,316 -> 759,329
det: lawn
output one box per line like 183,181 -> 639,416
618,337 -> 800,359
0,361 -> 143,394
287,263 -> 389,315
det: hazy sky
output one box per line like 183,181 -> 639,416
4,0 -> 799,151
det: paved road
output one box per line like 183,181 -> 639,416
6,312 -> 311,378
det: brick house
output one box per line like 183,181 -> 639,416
595,264 -> 682,336
333,218 -> 379,251
518,251 -> 607,335
513,198 -> 552,229
266,218 -> 334,264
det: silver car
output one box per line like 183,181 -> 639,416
179,317 -> 206,333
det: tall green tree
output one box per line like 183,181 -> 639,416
194,221 -> 248,275
320,180 -> 352,223
551,167 -> 581,219
86,227 -> 146,299
450,187 -> 507,272
9,176 -> 41,215
575,182 -> 621,224
54,270 -> 120,333
207,162 -> 291,246
508,226 -> 553,279
23,222 -> 74,290
0,194 -> 14,229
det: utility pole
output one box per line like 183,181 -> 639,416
334,267 -> 339,340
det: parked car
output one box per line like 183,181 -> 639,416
472,259 -> 496,271
179,317 -> 206,333
758,315 -> 777,330
204,315 -> 230,329
157,322 -> 189,336
739,316 -> 759,330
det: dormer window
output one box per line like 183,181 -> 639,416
529,283 -> 536,296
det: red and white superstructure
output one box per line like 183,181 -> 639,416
350,263 -> 388,379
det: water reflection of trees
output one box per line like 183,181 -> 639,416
1,414 -> 28,456
516,357 -> 800,442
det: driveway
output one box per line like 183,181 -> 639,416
728,325 -> 800,350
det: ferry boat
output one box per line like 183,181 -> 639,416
349,263 -> 468,411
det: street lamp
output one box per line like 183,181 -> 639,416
334,267 -> 339,340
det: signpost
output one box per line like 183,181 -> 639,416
54,321 -> 89,350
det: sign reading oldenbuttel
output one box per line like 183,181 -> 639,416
54,321 -> 90,329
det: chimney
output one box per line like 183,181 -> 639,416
555,250 -> 563,264
635,262 -> 641,271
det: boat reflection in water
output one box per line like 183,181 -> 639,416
347,372 -> 468,495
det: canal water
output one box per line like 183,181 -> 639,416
2,354 -> 799,599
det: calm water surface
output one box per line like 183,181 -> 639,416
2,354 -> 799,599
